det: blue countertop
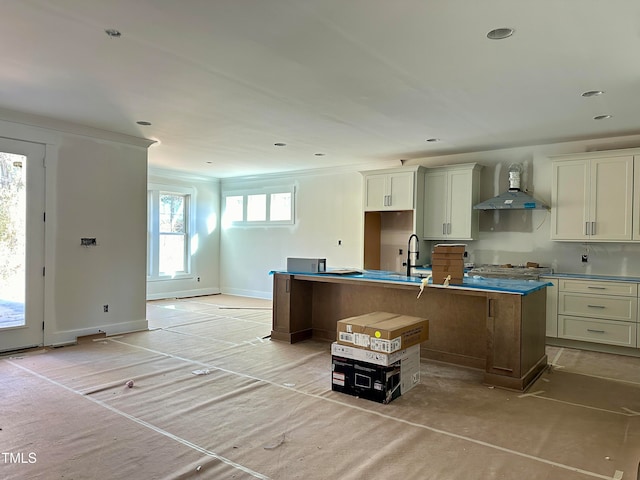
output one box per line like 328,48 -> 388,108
273,269 -> 551,295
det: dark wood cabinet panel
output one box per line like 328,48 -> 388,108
271,273 -> 547,391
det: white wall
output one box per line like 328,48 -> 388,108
146,169 -> 221,300
0,110 -> 152,346
220,169 -> 364,298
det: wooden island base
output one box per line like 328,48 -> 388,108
271,273 -> 548,391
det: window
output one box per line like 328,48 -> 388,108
222,186 -> 294,227
148,184 -> 194,279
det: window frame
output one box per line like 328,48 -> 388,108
147,183 -> 195,281
222,185 -> 295,227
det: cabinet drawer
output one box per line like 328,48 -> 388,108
558,292 -> 637,322
558,316 -> 637,347
558,279 -> 637,296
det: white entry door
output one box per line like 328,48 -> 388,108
0,137 -> 45,352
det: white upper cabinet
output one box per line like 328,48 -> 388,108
551,154 -> 633,241
423,163 -> 481,240
362,168 -> 417,211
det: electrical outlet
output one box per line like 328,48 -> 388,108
197,276 -> 200,282
338,239 -> 342,246
399,248 -> 403,255
103,304 -> 109,313
581,254 -> 588,263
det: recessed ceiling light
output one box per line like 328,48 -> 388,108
274,142 -> 287,147
105,29 -> 122,38
487,28 -> 514,40
594,115 -> 612,120
314,153 -> 325,156
136,121 -> 152,126
426,138 -> 439,143
582,90 -> 605,97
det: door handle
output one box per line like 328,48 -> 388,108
585,222 -> 589,236
443,223 -> 446,235
591,221 -> 596,235
587,328 -> 606,334
587,304 -> 605,309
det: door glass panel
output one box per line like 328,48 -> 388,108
0,152 -> 26,328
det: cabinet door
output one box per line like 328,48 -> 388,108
590,156 -> 633,241
364,174 -> 387,211
423,170 -> 448,238
388,172 -> 415,210
448,168 -> 474,239
486,293 -> 521,377
634,157 -> 640,241
551,160 -> 590,240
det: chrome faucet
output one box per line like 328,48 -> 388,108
406,233 -> 420,277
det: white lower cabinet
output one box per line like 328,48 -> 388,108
555,278 -> 638,348
558,316 -> 637,347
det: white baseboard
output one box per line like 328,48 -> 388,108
45,319 -> 149,347
146,287 -> 221,301
220,287 -> 273,300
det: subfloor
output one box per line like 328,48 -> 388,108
1,294 -> 639,479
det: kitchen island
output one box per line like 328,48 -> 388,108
271,270 -> 550,391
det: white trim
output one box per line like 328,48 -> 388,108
146,287 -> 221,301
221,185 -> 295,227
147,185 -> 197,279
45,319 -> 149,347
148,166 -> 221,183
220,159 -> 400,184
0,107 -> 154,148
221,287 -> 272,300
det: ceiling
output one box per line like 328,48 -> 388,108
3,1 -> 640,179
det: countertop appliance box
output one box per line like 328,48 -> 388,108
331,342 -> 420,367
336,312 -> 428,353
331,347 -> 420,404
286,257 -> 326,273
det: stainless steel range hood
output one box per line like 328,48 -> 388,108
473,164 -> 549,210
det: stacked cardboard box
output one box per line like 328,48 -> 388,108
331,344 -> 420,404
336,311 -> 429,353
331,312 -> 428,404
431,244 -> 465,285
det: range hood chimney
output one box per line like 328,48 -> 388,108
473,163 -> 549,210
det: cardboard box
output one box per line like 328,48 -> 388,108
431,257 -> 465,267
331,346 -> 420,404
331,342 -> 420,367
432,264 -> 463,273
336,312 -> 429,353
431,269 -> 464,285
433,244 -> 466,254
